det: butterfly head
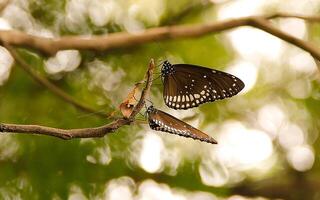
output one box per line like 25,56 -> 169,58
161,60 -> 175,77
146,105 -> 156,115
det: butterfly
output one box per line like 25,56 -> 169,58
161,60 -> 245,110
146,106 -> 217,144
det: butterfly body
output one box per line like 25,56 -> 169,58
146,106 -> 217,144
161,61 -> 245,110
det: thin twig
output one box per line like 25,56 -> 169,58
5,45 -> 110,118
0,13 -> 319,59
0,59 -> 155,139
129,59 -> 154,119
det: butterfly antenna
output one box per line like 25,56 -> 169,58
145,99 -> 153,107
156,59 -> 165,69
157,59 -> 165,65
134,120 -> 148,125
138,103 -> 148,120
140,72 -> 160,84
152,74 -> 162,82
154,43 -> 167,69
138,112 -> 145,118
154,41 -> 166,56
77,109 -> 109,118
144,101 -> 148,108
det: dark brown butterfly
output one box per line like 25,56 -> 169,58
161,60 -> 245,110
146,106 -> 217,144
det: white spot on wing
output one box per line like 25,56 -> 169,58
189,95 -> 194,101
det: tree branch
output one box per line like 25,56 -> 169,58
0,59 -> 155,139
0,0 -> 10,13
0,13 -> 319,61
4,45 -> 111,118
267,12 -> 320,22
248,17 -> 320,61
129,60 -> 154,119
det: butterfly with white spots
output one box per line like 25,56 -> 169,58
147,106 -> 217,144
161,60 -> 245,110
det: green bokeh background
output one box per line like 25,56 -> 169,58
0,0 -> 319,199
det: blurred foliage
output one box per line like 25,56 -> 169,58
0,0 -> 320,200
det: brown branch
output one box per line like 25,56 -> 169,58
267,12 -> 320,22
129,59 -> 154,119
5,45 -> 111,118
0,13 -> 319,58
0,59 -> 154,139
248,17 -> 320,62
0,120 -> 125,139
0,0 -> 10,12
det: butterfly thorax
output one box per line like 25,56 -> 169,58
146,105 -> 156,115
161,60 -> 175,78
146,106 -> 160,129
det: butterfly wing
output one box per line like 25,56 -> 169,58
163,64 -> 245,109
148,107 -> 217,144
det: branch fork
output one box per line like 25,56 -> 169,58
0,59 -> 155,139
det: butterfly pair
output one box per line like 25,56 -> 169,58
147,61 -> 245,144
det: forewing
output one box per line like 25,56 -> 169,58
148,108 -> 217,144
163,64 -> 244,109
